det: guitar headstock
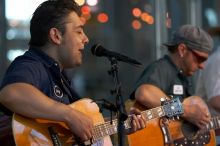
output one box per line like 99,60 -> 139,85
162,97 -> 183,118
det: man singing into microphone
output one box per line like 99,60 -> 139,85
0,0 -> 146,145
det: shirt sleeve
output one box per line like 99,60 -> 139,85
130,62 -> 169,98
0,60 -> 42,89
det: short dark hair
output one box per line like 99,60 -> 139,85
167,44 -> 179,53
29,0 -> 80,47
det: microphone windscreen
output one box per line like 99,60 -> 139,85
91,44 -> 105,56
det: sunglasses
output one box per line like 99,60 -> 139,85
188,48 -> 207,63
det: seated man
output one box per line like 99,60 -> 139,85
132,24 -> 212,129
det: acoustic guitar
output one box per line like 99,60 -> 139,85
12,98 -> 183,146
127,89 -> 216,146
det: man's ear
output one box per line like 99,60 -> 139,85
49,28 -> 62,45
177,43 -> 187,57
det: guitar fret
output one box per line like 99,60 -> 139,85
213,117 -> 217,129
218,117 -> 220,128
144,107 -> 165,120
98,125 -> 102,138
108,122 -> 114,135
93,126 -> 99,140
157,107 -> 164,117
113,120 -> 118,132
210,120 -> 214,129
214,116 -> 220,129
93,119 -> 119,142
144,110 -> 153,120
109,121 -> 115,135
106,123 -> 110,135
104,124 -> 108,135
124,118 -> 131,129
204,116 -> 220,132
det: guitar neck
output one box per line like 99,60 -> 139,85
92,106 -> 165,142
206,116 -> 220,131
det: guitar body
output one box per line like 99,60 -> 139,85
127,95 -> 216,146
126,99 -> 164,146
127,118 -> 164,146
168,120 -> 216,146
12,98 -> 112,146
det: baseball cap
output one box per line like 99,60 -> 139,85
164,25 -> 213,53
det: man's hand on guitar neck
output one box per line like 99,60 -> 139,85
126,107 -> 146,134
182,96 -> 211,129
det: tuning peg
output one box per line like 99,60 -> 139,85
160,97 -> 166,106
172,117 -> 175,121
176,116 -> 180,120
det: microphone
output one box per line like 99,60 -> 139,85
91,44 -> 142,66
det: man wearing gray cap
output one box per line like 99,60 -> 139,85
130,24 -> 213,129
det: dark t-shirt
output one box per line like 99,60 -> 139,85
0,47 -> 81,115
130,55 -> 195,100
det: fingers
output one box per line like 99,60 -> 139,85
68,110 -> 94,142
76,125 -> 94,142
131,114 -> 146,131
129,107 -> 141,115
81,120 -> 94,141
137,115 -> 146,129
196,112 -> 211,129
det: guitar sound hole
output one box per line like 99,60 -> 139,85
181,121 -> 199,139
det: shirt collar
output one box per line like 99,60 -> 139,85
26,46 -> 60,69
164,55 -> 183,75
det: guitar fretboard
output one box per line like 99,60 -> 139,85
92,106 -> 165,142
206,116 -> 220,131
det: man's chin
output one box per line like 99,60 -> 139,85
74,61 -> 82,67
187,71 -> 194,76
66,62 -> 82,68
183,71 -> 194,76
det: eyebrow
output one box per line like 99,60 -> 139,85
75,25 -> 84,29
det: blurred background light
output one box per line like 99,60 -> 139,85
75,0 -> 86,6
7,49 -> 26,62
97,13 -> 109,23
132,20 -> 142,30
205,8 -> 217,27
86,0 -> 98,6
132,8 -> 142,18
6,0 -> 45,20
81,5 -> 91,15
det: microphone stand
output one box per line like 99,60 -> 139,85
108,57 -> 128,146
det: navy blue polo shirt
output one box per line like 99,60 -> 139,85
0,47 -> 81,115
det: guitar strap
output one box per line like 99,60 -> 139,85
60,72 -> 81,103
